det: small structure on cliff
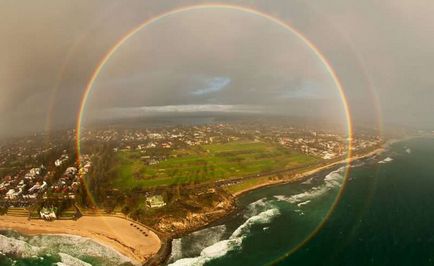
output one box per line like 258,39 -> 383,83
146,195 -> 166,208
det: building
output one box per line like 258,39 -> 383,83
146,195 -> 166,208
40,207 -> 57,220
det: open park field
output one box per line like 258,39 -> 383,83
110,141 -> 319,190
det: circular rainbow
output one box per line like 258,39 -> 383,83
75,3 -> 354,262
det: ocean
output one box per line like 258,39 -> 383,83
1,137 -> 433,266
167,137 -> 434,266
0,231 -> 135,265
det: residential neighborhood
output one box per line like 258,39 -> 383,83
0,121 -> 382,219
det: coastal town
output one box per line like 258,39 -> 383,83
0,122 -> 382,213
0,121 -> 384,264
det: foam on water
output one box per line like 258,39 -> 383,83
0,232 -> 134,266
169,166 -> 347,265
169,207 -> 280,266
168,225 -> 227,262
231,208 -> 280,238
57,253 -> 91,266
28,234 -> 133,265
274,167 -> 345,205
169,239 -> 183,263
243,197 -> 275,219
378,157 -> 393,164
0,234 -> 41,257
169,236 -> 241,266
297,200 -> 311,208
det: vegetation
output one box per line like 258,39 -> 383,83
80,143 -> 116,206
110,140 -> 318,191
224,176 -> 273,195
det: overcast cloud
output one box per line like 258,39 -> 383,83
1,0 -> 434,137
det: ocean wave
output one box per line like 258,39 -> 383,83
231,208 -> 280,239
378,157 -> 393,164
274,167 -> 345,204
0,232 -> 134,266
273,195 -> 287,201
28,234 -> 133,265
297,200 -> 311,208
243,197 -> 276,219
169,239 -> 183,263
168,167 -> 347,265
189,224 -> 226,245
169,235 -> 242,266
294,209 -> 305,215
57,252 -> 92,266
324,167 -> 345,188
169,225 -> 227,262
169,208 -> 280,266
0,234 -> 41,257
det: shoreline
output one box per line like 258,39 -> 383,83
0,146 -> 387,265
0,215 -> 161,265
157,146 -> 387,265
231,147 -> 385,197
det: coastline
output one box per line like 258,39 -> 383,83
0,146 -> 387,265
0,215 -> 161,265
231,147 -> 385,197
156,146 -> 387,265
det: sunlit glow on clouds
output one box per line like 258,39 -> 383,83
192,77 -> 231,95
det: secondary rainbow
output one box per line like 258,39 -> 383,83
75,3 -> 354,261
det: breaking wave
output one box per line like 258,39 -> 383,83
169,205 -> 280,266
297,200 -> 311,208
0,234 -> 40,257
57,252 -> 91,266
0,232 -> 134,266
168,225 -> 227,262
243,197 -> 275,218
231,208 -> 280,239
168,166 -> 348,266
274,166 -> 345,204
169,238 -> 183,263
378,157 -> 393,164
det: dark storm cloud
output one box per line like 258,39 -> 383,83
1,0 -> 434,137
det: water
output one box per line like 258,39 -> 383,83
2,137 -> 433,265
168,137 -> 434,266
0,231 -> 135,266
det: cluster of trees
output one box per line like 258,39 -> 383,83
79,142 -> 116,208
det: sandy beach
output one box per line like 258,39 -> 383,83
0,147 -> 385,265
0,215 -> 161,265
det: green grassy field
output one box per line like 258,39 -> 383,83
224,175 -> 273,195
110,141 -> 319,190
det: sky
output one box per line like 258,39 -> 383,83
1,0 -> 434,137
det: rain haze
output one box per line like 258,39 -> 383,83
1,0 -> 434,137
2,2 -> 434,266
